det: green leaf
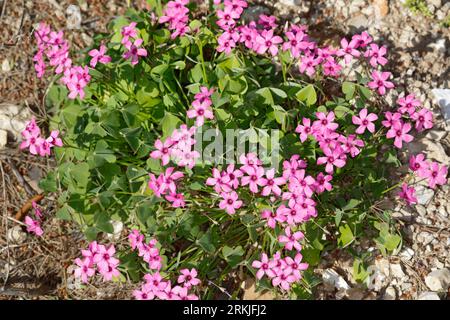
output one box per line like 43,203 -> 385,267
197,231 -> 216,253
342,199 -> 361,211
161,112 -> 181,138
222,245 -> 244,268
296,84 -> 317,106
338,224 -> 354,248
270,87 -> 287,99
39,172 -> 57,193
342,82 -> 355,100
255,87 -> 274,105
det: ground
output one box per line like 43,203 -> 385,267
0,0 -> 449,300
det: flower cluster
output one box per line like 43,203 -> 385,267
121,22 -> 148,65
382,93 -> 433,149
399,153 -> 448,205
187,86 -> 215,127
130,230 -> 200,300
24,201 -> 44,237
252,250 -> 308,291
73,241 -> 120,283
159,0 -> 190,39
33,22 -> 91,100
20,118 -> 62,156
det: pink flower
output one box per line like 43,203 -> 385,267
88,44 -> 111,68
278,227 -> 304,251
241,165 -> 265,193
144,272 -> 168,291
133,284 -> 155,300
386,121 -> 413,149
165,193 -> 186,208
219,191 -> 243,214
283,31 -> 309,58
252,253 -> 276,279
99,262 -> 120,281
284,253 -> 308,279
150,138 -> 174,166
216,7 -> 240,30
20,129 -> 41,155
317,146 -> 347,173
382,111 -> 402,128
272,268 -> 296,291
282,154 -> 307,181
217,31 -> 239,54
206,168 -> 232,193
352,108 -> 378,134
314,172 -> 333,194
364,43 -> 388,67
409,153 -> 429,176
426,162 -> 448,189
398,183 -> 417,205
177,268 -> 201,288
260,168 -> 286,196
239,25 -> 258,49
313,111 -> 339,134
187,100 -> 214,127
129,229 -> 144,250
368,71 -> 394,95
255,29 -> 283,56
299,55 -> 320,77
339,134 -> 364,158
289,169 -> 315,198
24,216 -> 43,236
32,201 -> 43,218
239,153 -> 262,170
411,108 -> 433,132
261,209 -> 285,229
172,286 -> 199,300
121,22 -> 138,46
73,257 -> 95,283
93,244 -> 120,272
37,138 -> 51,157
397,94 -> 421,116
223,164 -> 243,189
161,167 -> 184,194
46,130 -> 63,147
337,38 -> 360,64
258,14 -> 278,29
123,38 -> 147,66
351,31 -> 372,48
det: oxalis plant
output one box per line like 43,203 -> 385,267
20,0 -> 448,300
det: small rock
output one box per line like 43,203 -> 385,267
415,205 -> 426,217
391,264 -> 406,278
2,59 -> 11,73
322,269 -> 350,290
0,129 -> 7,148
415,185 -> 435,205
417,291 -> 440,300
66,5 -> 82,30
106,220 -> 123,241
7,225 -> 27,244
347,14 -> 370,30
399,247 -> 415,261
372,0 -> 389,17
432,89 -> 450,122
424,269 -> 450,291
0,104 -> 32,142
428,39 -> 446,53
383,286 -> 396,300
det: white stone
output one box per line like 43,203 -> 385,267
415,185 -> 435,205
322,269 -> 350,290
0,104 -> 32,142
106,220 -> 123,241
383,286 -> 396,300
391,264 -> 406,278
399,247 -> 415,261
66,5 -> 82,30
1,59 -> 11,72
432,89 -> 450,122
417,291 -> 440,300
7,225 -> 27,244
424,269 -> 450,292
0,129 -> 7,148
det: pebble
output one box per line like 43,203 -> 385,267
66,5 -> 82,30
0,129 -> 7,148
7,225 -> 27,244
383,286 -> 396,300
399,247 -> 415,261
322,269 -> 350,291
391,264 -> 406,278
424,269 -> 450,292
414,185 -> 435,205
417,291 -> 440,300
